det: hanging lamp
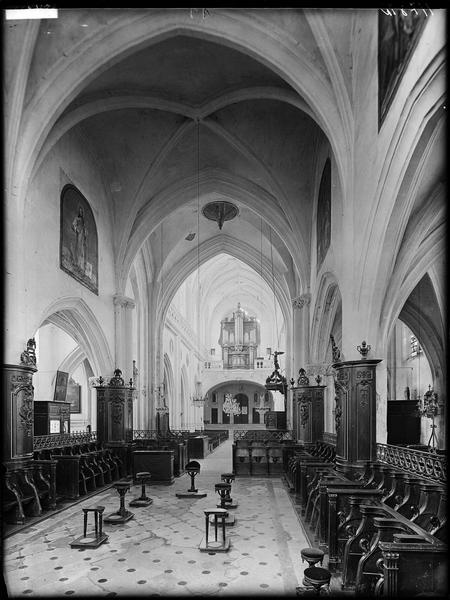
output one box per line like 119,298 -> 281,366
191,119 -> 207,408
264,225 -> 287,396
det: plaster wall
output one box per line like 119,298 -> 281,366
33,323 -> 77,401
20,129 -> 116,364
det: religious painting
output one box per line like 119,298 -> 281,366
60,184 -> 98,294
316,158 -> 331,273
378,9 -> 427,125
66,376 -> 81,413
53,370 -> 69,402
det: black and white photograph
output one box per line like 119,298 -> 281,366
2,6 -> 446,599
60,184 -> 99,295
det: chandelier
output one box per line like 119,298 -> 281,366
191,380 -> 207,407
202,201 -> 239,230
223,393 -> 242,416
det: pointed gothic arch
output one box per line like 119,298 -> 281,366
38,296 -> 114,376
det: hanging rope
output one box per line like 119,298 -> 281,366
269,227 -> 281,351
160,221 -> 163,306
196,119 -> 201,387
260,216 -> 263,280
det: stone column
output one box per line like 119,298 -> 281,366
291,294 -> 311,432
113,295 -> 136,383
333,358 -> 382,478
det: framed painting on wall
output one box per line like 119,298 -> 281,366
53,370 -> 69,402
316,158 -> 331,272
378,10 -> 427,126
60,184 -> 99,294
66,377 -> 81,413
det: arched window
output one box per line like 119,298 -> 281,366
316,158 -> 331,273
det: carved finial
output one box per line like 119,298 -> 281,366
20,338 -> 37,367
357,340 -> 371,359
297,368 -> 310,386
110,369 -> 124,386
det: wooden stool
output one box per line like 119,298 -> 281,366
302,567 -> 331,595
130,472 -> 153,507
301,547 -> 324,567
176,461 -> 207,498
216,482 -> 231,509
220,473 -> 237,508
104,481 -> 134,523
199,508 -> 230,552
70,505 -> 108,548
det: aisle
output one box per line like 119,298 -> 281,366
4,437 -> 310,598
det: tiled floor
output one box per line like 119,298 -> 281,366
3,438 -> 313,598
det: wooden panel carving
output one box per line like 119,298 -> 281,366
292,386 -> 325,444
333,359 -> 382,476
95,384 -> 134,444
4,365 -> 37,461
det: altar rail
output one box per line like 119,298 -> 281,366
376,443 -> 446,484
233,429 -> 294,442
33,432 -> 97,450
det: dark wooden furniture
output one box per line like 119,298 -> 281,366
333,359 -> 382,478
199,508 -> 230,552
387,400 -> 421,445
303,566 -> 331,595
104,481 -> 134,523
187,435 -> 209,459
3,363 -> 37,462
301,547 -> 324,567
33,440 -> 123,501
95,374 -> 134,445
132,449 -> 174,484
291,385 -> 325,444
129,472 -> 153,507
34,401 -> 71,435
70,505 -> 108,548
94,370 -> 135,476
265,411 -> 286,429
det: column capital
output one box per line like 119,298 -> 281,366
113,294 -> 136,310
292,293 -> 311,309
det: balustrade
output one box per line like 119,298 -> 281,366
376,443 -> 446,484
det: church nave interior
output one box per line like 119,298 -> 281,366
2,7 -> 447,598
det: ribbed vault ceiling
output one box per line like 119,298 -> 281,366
47,28 -> 329,325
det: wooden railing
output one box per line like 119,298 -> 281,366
33,431 -> 97,450
133,429 -> 192,440
233,429 -> 294,442
376,443 -> 446,484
